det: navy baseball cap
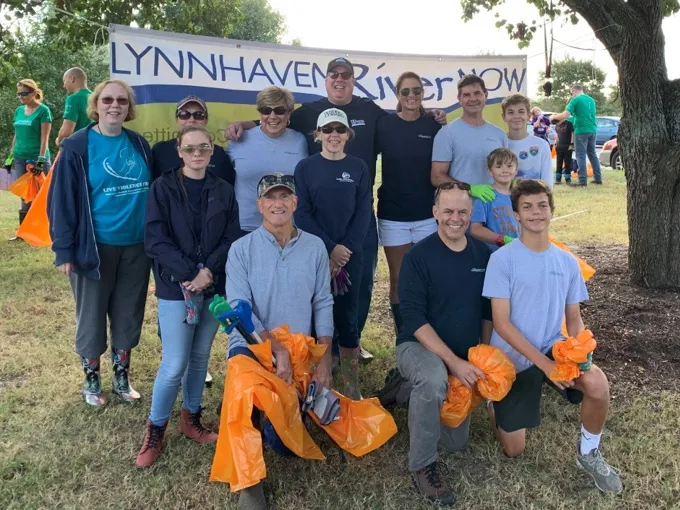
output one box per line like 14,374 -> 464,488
326,57 -> 354,75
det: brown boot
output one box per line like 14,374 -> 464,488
411,462 -> 454,506
136,420 -> 167,467
238,481 -> 267,510
339,346 -> 362,400
180,408 -> 218,443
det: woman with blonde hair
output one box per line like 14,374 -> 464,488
6,79 -> 53,240
48,79 -> 153,407
228,86 -> 307,236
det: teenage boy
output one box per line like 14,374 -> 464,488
483,180 -> 623,495
501,95 -> 553,189
470,148 -> 520,251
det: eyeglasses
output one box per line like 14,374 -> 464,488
100,96 -> 129,105
327,71 -> 353,80
400,87 -> 423,97
320,125 -> 349,134
258,106 -> 288,116
177,110 -> 207,120
17,91 -> 33,97
179,143 -> 212,154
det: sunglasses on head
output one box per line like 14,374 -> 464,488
400,87 -> 423,97
260,174 -> 295,189
177,110 -> 207,120
327,71 -> 353,80
258,106 -> 288,116
320,125 -> 349,134
179,143 -> 212,155
17,91 -> 33,97
434,181 -> 471,201
100,96 -> 129,105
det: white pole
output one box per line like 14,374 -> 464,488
552,209 -> 588,222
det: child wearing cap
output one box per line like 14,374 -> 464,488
293,108 -> 372,400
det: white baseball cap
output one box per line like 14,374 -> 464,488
317,108 -> 349,129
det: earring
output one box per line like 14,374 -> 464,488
287,119 -> 290,126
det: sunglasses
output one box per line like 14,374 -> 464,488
400,87 -> 423,97
177,110 -> 207,120
434,181 -> 471,202
17,91 -> 33,97
258,106 -> 288,116
320,125 -> 349,134
327,71 -> 353,80
100,96 -> 129,105
179,143 -> 212,154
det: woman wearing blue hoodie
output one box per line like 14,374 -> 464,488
48,80 -> 152,408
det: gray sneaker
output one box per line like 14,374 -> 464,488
576,444 -> 623,495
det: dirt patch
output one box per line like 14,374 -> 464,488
567,244 -> 680,393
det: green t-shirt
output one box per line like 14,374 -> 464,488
566,94 -> 597,135
63,88 -> 92,132
13,103 -> 53,160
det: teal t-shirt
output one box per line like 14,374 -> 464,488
87,130 -> 150,246
13,104 -> 53,160
566,94 -> 597,135
63,88 -> 93,132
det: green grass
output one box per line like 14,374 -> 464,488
2,171 -> 676,510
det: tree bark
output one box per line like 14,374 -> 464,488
566,0 -> 680,288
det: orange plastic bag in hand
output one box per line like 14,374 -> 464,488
468,344 -> 516,401
8,171 -> 45,203
552,330 -> 597,364
267,326 -> 398,457
549,362 -> 581,382
210,349 -> 325,493
440,377 -> 481,428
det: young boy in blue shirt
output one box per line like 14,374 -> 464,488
471,148 -> 521,251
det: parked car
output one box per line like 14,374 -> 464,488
596,116 -> 620,145
599,137 -> 622,170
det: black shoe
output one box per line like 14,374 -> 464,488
358,346 -> 374,365
372,367 -> 406,408
591,180 -> 603,185
569,182 -> 587,187
555,181 -> 562,185
411,462 -> 455,506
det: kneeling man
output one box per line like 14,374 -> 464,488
483,179 -> 622,495
396,182 -> 492,506
225,173 -> 334,508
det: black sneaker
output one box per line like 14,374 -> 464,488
372,367 -> 406,408
358,346 -> 374,364
591,180 -> 603,185
411,462 -> 454,506
569,182 -> 587,187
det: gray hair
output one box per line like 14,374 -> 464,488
572,83 -> 584,92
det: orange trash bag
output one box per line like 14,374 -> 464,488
210,346 -> 325,493
16,154 -> 58,247
268,326 -> 398,457
9,171 -> 45,203
550,329 -> 597,382
440,377 -> 481,428
468,344 -> 517,401
440,345 -> 516,428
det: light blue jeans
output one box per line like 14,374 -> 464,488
149,299 -> 219,426
574,133 -> 602,184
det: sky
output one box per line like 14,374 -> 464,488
269,0 -> 680,97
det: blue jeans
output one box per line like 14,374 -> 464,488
149,299 -> 219,426
574,133 -> 602,184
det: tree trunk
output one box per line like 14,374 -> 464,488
568,0 -> 680,289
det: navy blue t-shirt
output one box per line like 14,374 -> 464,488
182,174 -> 205,242
376,114 -> 442,222
293,153 -> 372,254
397,233 -> 492,359
289,96 -> 387,186
151,139 -> 236,185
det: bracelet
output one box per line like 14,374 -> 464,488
495,235 -> 505,247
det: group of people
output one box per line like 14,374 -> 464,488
6,57 -> 621,509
